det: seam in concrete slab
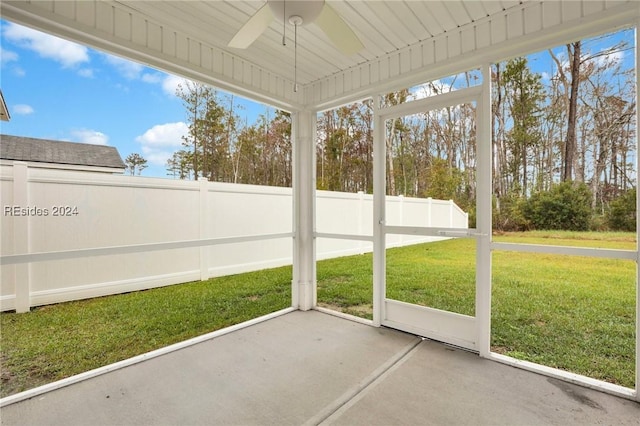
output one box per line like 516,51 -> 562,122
0,307 -> 297,408
304,337 -> 425,426
313,306 -> 374,326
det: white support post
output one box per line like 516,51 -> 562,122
12,162 -> 30,313
292,110 -> 316,311
198,177 -> 209,281
635,22 -> 639,401
373,98 -> 386,327
476,63 -> 493,358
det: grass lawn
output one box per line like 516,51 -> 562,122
0,267 -> 292,397
317,230 -> 636,388
1,231 -> 636,397
491,231 -> 636,387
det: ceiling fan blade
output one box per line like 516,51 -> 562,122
315,3 -> 364,55
228,3 -> 274,49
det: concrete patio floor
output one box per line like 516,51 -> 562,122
1,310 -> 638,425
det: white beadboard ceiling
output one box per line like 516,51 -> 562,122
117,0 -> 524,86
1,1 -> 637,109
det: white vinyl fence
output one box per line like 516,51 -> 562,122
0,163 -> 467,312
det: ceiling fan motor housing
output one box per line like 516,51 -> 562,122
268,0 -> 325,26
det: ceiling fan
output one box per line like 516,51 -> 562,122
228,0 -> 364,56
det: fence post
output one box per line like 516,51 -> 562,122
398,195 -> 404,246
426,197 -> 432,227
199,177 -> 209,281
12,162 -> 31,313
358,191 -> 365,254
449,200 -> 454,228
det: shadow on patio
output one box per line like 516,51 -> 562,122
1,310 -> 638,425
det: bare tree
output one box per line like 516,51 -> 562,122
125,153 -> 147,176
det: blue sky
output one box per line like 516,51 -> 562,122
0,20 -> 275,178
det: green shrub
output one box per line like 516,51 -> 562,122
589,214 -> 608,232
522,181 -> 592,231
608,189 -> 636,232
493,193 -> 530,231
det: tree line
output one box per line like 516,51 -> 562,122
165,81 -> 292,187
168,30 -> 636,231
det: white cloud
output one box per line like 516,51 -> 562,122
608,50 -> 624,64
114,83 -> 130,93
3,22 -> 89,68
141,73 -> 162,84
104,54 -> 143,80
411,79 -> 457,101
100,54 -> 184,98
12,67 -> 26,77
589,49 -> 624,69
136,122 -> 188,147
135,122 -> 188,166
142,149 -> 177,167
71,129 -> 109,145
1,46 -> 25,76
0,46 -> 18,65
162,74 -> 188,98
77,68 -> 94,78
13,104 -> 34,115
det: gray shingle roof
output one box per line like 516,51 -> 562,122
0,90 -> 10,122
0,134 -> 125,170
